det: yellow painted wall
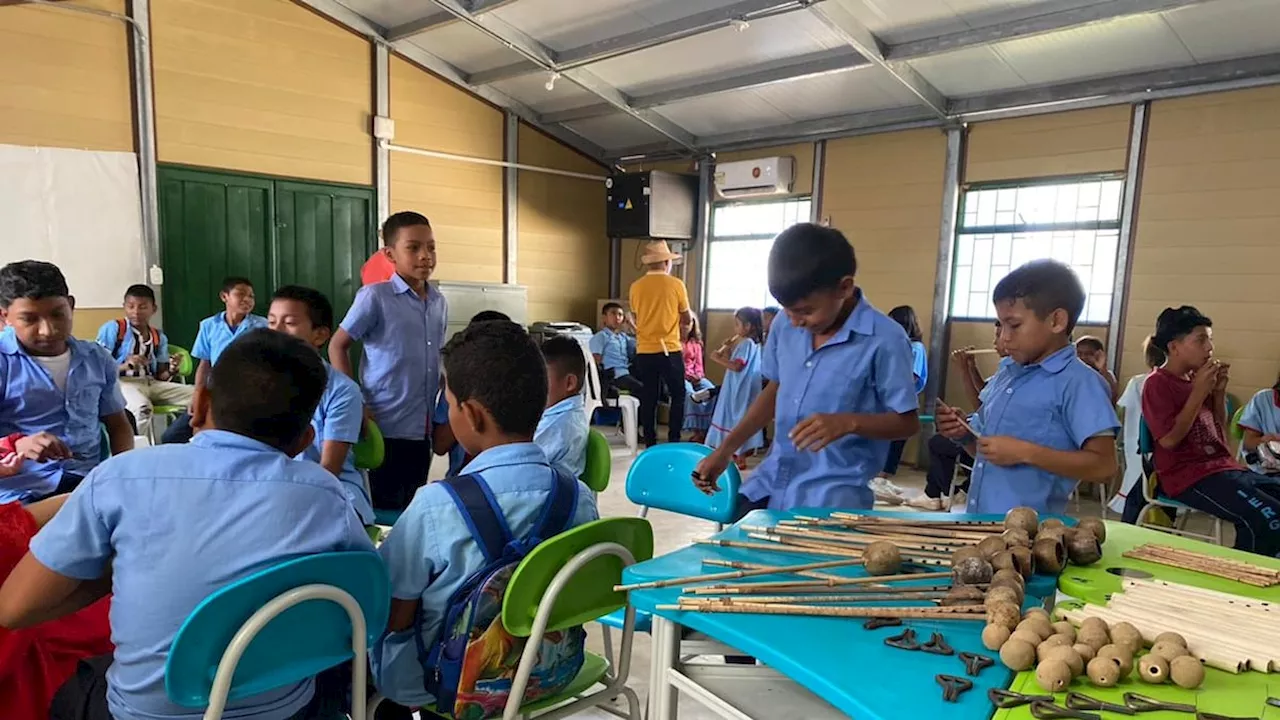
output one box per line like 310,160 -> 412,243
966,106 -> 1132,183
390,56 -> 505,284
152,0 -> 372,185
1119,86 -> 1280,395
517,123 -> 608,324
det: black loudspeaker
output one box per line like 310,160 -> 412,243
606,170 -> 697,240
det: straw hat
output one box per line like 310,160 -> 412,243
640,240 -> 682,265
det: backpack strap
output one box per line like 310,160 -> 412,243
439,472 -> 513,565
111,319 -> 127,357
519,468 -> 580,553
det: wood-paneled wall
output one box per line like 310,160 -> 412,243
966,106 -> 1131,182
0,0 -> 132,152
389,56 -> 504,284
516,124 -> 608,324
152,0 -> 372,185
1119,86 -> 1280,394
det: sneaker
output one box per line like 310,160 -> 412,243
690,389 -> 712,402
907,495 -> 943,511
870,476 -> 904,505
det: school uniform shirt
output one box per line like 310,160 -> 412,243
534,394 -> 589,478
0,334 -> 127,503
965,344 -> 1120,514
97,321 -> 170,378
909,340 -> 929,395
1239,388 -> 1280,473
372,443 -> 598,707
742,293 -> 920,511
1141,368 -> 1238,497
432,391 -> 467,477
588,328 -> 635,376
28,430 -> 374,720
190,312 -> 268,365
340,274 -> 448,441
298,364 -> 374,525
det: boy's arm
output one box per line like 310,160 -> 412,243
793,336 -> 922,450
1149,365 -> 1217,450
328,329 -> 356,379
377,496 -> 440,633
979,435 -> 1117,483
320,382 -> 363,478
0,555 -> 111,629
193,359 -> 211,391
331,289 -> 377,379
103,412 -> 134,455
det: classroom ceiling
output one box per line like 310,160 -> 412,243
319,0 -> 1280,162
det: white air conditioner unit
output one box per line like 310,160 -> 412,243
713,156 -> 795,198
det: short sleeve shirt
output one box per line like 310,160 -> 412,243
1141,368 -> 1239,496
628,273 -> 689,354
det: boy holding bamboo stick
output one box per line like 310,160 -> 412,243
935,260 -> 1119,515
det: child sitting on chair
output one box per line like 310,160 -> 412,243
1239,372 -> 1280,476
535,335 -> 590,478
681,314 -> 715,444
1075,334 -> 1119,402
706,307 -> 766,470
0,329 -> 373,720
268,285 -> 374,526
935,259 -> 1119,515
871,305 -> 930,505
0,261 -> 133,504
693,224 -> 920,512
1142,306 -> 1280,557
433,311 -> 513,479
372,320 -> 597,714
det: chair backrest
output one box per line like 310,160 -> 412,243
1229,404 -> 1246,442
580,340 -> 603,422
1138,417 -> 1155,456
98,423 -> 110,461
501,517 -> 654,637
169,344 -> 194,380
165,552 -> 390,708
580,430 -> 611,492
625,442 -> 741,522
352,419 -> 385,471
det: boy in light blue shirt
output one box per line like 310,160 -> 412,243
0,329 -> 373,720
693,224 -> 921,511
331,211 -> 448,511
268,285 -> 375,526
936,259 -> 1120,514
535,335 -> 590,478
589,302 -> 640,395
0,261 -> 133,503
432,311 -> 514,479
372,320 -> 597,710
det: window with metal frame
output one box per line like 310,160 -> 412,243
950,175 -> 1125,323
704,198 -> 811,310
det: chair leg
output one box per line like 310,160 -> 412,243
601,624 -> 616,672
622,686 -> 642,720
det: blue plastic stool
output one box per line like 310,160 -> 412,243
166,552 -> 390,720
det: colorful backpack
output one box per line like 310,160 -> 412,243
416,470 -> 585,720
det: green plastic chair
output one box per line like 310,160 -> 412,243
579,430 -> 611,493
352,419 -> 385,471
150,345 -> 195,444
500,517 -> 653,720
1229,404 -> 1246,442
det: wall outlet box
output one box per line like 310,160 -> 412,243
373,115 -> 395,141
149,265 -> 164,285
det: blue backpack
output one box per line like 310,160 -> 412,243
415,470 -> 585,720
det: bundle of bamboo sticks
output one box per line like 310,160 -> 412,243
1122,544 -> 1280,587
1060,577 -> 1280,674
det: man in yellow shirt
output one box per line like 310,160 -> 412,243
628,240 -> 695,447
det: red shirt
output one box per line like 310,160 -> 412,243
1141,368 -> 1239,496
360,251 -> 396,286
683,340 -> 704,381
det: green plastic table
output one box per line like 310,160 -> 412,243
1056,521 -> 1280,605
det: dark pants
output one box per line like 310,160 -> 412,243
370,437 -> 432,511
634,351 -> 685,445
882,439 -> 906,476
603,368 -> 644,396
925,434 -> 972,499
160,411 -> 193,444
1171,469 -> 1280,557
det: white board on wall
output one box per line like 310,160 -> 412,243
0,143 -> 145,308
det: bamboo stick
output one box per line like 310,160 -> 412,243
747,531 -> 952,563
1124,577 -> 1280,617
1107,591 -> 1280,650
1122,544 -> 1280,587
1060,606 -> 1250,674
689,583 -> 955,596
613,555 -> 867,592
695,538 -> 859,559
831,512 -> 1004,530
685,591 -> 952,605
687,571 -> 954,595
744,524 -> 966,554
1121,580 -> 1280,625
661,600 -> 987,621
701,559 -> 851,582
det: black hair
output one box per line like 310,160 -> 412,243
992,259 -> 1086,333
1075,335 -> 1105,354
888,305 -> 923,342
221,276 -> 254,294
1142,335 -> 1167,369
1153,306 -> 1212,354
0,261 -> 70,309
763,306 -> 780,316
470,310 -> 511,325
602,302 -> 624,314
381,211 -> 431,247
735,307 -> 765,344
272,285 -> 334,330
768,223 -> 856,306
124,284 -> 157,304
208,329 -> 327,451
541,335 -> 586,389
442,320 -> 546,437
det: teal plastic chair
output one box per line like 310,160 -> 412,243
166,552 -> 390,720
1136,419 -> 1223,544
580,429 -> 611,493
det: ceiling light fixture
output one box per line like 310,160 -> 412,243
545,72 -> 560,91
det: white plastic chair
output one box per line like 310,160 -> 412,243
581,342 -> 638,454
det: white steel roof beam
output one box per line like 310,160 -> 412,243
385,0 -> 521,42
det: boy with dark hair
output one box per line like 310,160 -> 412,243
0,329 -> 373,720
589,302 -> 640,395
1075,334 -> 1119,401
936,259 -> 1119,514
0,261 -> 133,504
693,223 -> 920,511
162,276 -> 267,444
331,211 -> 448,512
535,335 -> 590,477
95,284 -> 192,440
373,320 -> 597,710
1140,306 -> 1280,556
269,285 -> 374,526
432,311 -> 514,480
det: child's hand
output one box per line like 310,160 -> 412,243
791,413 -> 855,451
976,436 -> 1034,466
15,432 -> 72,462
1192,360 -> 1221,396
1214,362 -> 1230,392
0,452 -> 22,478
693,450 -> 731,495
951,346 -> 976,367
935,402 -> 971,441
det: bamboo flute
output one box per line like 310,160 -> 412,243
688,582 -> 955,596
661,600 -> 987,621
1107,592 -> 1280,646
743,524 -> 965,554
1060,607 -> 1252,673
830,511 -> 1004,529
701,559 -> 851,582
746,531 -> 952,563
1124,577 -> 1280,613
695,538 -> 860,559
613,555 -> 867,592
687,571 -> 953,594
1123,544 -> 1280,587
684,591 -> 952,605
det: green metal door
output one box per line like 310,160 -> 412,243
158,167 -> 274,349
273,181 -> 375,328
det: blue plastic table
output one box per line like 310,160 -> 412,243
624,508 -> 1062,720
